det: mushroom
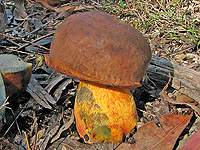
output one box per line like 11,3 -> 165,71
45,11 -> 151,143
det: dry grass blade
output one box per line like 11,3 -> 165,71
103,0 -> 199,56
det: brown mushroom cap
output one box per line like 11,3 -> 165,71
45,11 -> 151,88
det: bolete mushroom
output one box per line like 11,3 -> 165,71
45,11 -> 151,143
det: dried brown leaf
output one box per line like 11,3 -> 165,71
26,75 -> 56,109
24,20 -> 34,32
36,0 -> 54,10
117,113 -> 193,150
14,0 -> 27,19
176,92 -> 195,103
0,137 -> 19,150
180,129 -> 200,150
54,4 -> 93,13
53,78 -> 72,102
30,128 -> 46,145
36,0 -> 67,6
51,111 -> 74,143
37,114 -> 62,150
45,74 -> 65,93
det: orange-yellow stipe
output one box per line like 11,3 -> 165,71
74,81 -> 137,143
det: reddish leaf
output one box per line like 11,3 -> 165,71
36,0 -> 54,11
36,0 -> 66,6
180,129 -> 200,150
117,113 -> 193,150
54,5 -> 94,13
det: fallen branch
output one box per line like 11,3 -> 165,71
0,33 -> 50,51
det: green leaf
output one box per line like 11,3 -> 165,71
119,0 -> 124,8
161,12 -> 173,15
103,3 -> 114,7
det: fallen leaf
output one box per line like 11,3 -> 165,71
45,74 -> 67,93
30,128 -> 46,145
0,1 -> 7,42
35,54 -> 44,67
0,137 -> 19,150
54,4 -> 94,13
180,129 -> 200,150
176,92 -> 195,103
175,54 -> 187,62
24,20 -> 34,32
13,0 -> 28,20
117,113 -> 193,150
26,75 -> 56,109
62,146 -> 68,150
160,73 -> 200,116
53,78 -> 72,102
51,111 -> 74,143
26,37 -> 53,52
37,114 -> 62,150
36,0 -> 68,6
36,0 -> 54,11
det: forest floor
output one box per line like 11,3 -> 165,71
0,0 -> 199,149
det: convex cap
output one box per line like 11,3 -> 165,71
45,11 -> 151,88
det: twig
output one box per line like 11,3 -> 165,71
30,111 -> 37,137
0,44 -> 33,55
14,32 -> 54,52
20,21 -> 52,39
25,132 -> 31,150
3,100 -> 30,137
0,33 -> 50,51
33,123 -> 38,150
6,39 -> 22,47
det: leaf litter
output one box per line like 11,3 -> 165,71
0,0 -> 199,149
117,113 -> 193,150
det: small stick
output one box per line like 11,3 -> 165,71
14,32 -> 54,52
3,100 -> 29,137
33,123 -> 38,150
24,132 -> 31,150
20,21 -> 52,39
0,33 -> 50,51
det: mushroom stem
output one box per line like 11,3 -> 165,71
74,81 -> 137,143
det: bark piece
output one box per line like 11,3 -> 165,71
147,55 -> 200,103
